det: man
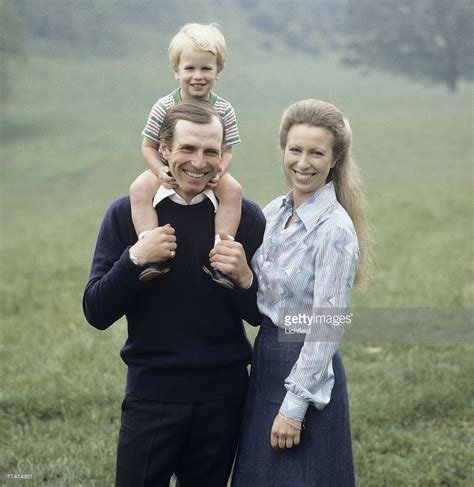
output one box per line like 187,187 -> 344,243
83,101 -> 265,486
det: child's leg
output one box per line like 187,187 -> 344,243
130,170 -> 160,237
130,171 -> 170,282
203,174 -> 242,289
213,173 -> 242,246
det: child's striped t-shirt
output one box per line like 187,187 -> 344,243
142,88 -> 241,147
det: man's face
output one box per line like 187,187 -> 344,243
161,118 -> 223,203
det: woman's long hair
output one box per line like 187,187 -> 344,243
279,99 -> 374,289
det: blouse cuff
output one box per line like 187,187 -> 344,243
280,390 -> 309,421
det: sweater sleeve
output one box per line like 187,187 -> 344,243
230,201 -> 266,326
82,198 -> 143,330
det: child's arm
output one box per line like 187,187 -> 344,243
141,137 -> 177,188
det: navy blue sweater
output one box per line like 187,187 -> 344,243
83,196 -> 265,402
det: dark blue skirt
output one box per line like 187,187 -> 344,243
232,318 -> 355,486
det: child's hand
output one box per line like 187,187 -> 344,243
157,166 -> 177,189
206,168 -> 221,189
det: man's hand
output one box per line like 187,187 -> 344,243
157,166 -> 178,189
209,233 -> 253,288
130,224 -> 177,265
270,413 -> 302,451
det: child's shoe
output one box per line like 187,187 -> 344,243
139,263 -> 170,282
202,265 -> 235,290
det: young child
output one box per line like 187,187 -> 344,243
130,23 -> 242,288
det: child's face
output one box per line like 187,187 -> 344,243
174,47 -> 220,101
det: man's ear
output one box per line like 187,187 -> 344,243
159,142 -> 171,163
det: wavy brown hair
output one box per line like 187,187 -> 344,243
279,99 -> 374,289
159,100 -> 225,150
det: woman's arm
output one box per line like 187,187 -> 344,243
279,223 -> 360,421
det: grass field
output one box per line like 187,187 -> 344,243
1,25 -> 473,486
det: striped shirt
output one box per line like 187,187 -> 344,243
251,181 -> 360,420
141,88 -> 241,147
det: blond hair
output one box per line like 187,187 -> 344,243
168,23 -> 227,72
279,99 -> 374,289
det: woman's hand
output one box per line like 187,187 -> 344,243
270,413 -> 302,451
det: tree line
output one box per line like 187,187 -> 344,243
2,0 -> 473,93
241,0 -> 473,92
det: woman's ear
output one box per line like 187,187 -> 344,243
327,158 -> 337,181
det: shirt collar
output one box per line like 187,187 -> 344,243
153,185 -> 218,212
281,181 -> 337,231
174,87 -> 214,103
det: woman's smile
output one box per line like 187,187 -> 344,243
292,169 -> 317,182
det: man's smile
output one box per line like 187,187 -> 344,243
183,169 -> 208,179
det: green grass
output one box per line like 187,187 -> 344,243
1,26 -> 473,486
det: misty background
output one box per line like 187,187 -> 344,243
1,1 -> 473,485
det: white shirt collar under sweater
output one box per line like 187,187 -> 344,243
153,186 -> 218,213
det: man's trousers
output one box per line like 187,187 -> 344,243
115,393 -> 246,487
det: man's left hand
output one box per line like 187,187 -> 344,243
209,233 -> 253,288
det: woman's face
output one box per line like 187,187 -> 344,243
283,124 -> 336,203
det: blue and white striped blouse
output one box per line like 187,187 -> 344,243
251,181 -> 360,421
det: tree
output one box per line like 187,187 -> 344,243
15,0 -> 125,56
13,0 -> 224,56
238,0 -> 346,54
0,0 -> 25,101
343,0 -> 474,92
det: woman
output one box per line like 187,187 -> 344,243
232,99 -> 372,486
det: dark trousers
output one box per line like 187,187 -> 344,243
115,394 -> 246,487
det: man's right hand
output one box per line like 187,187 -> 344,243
130,224 -> 177,265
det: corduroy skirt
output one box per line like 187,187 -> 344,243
232,317 -> 355,486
